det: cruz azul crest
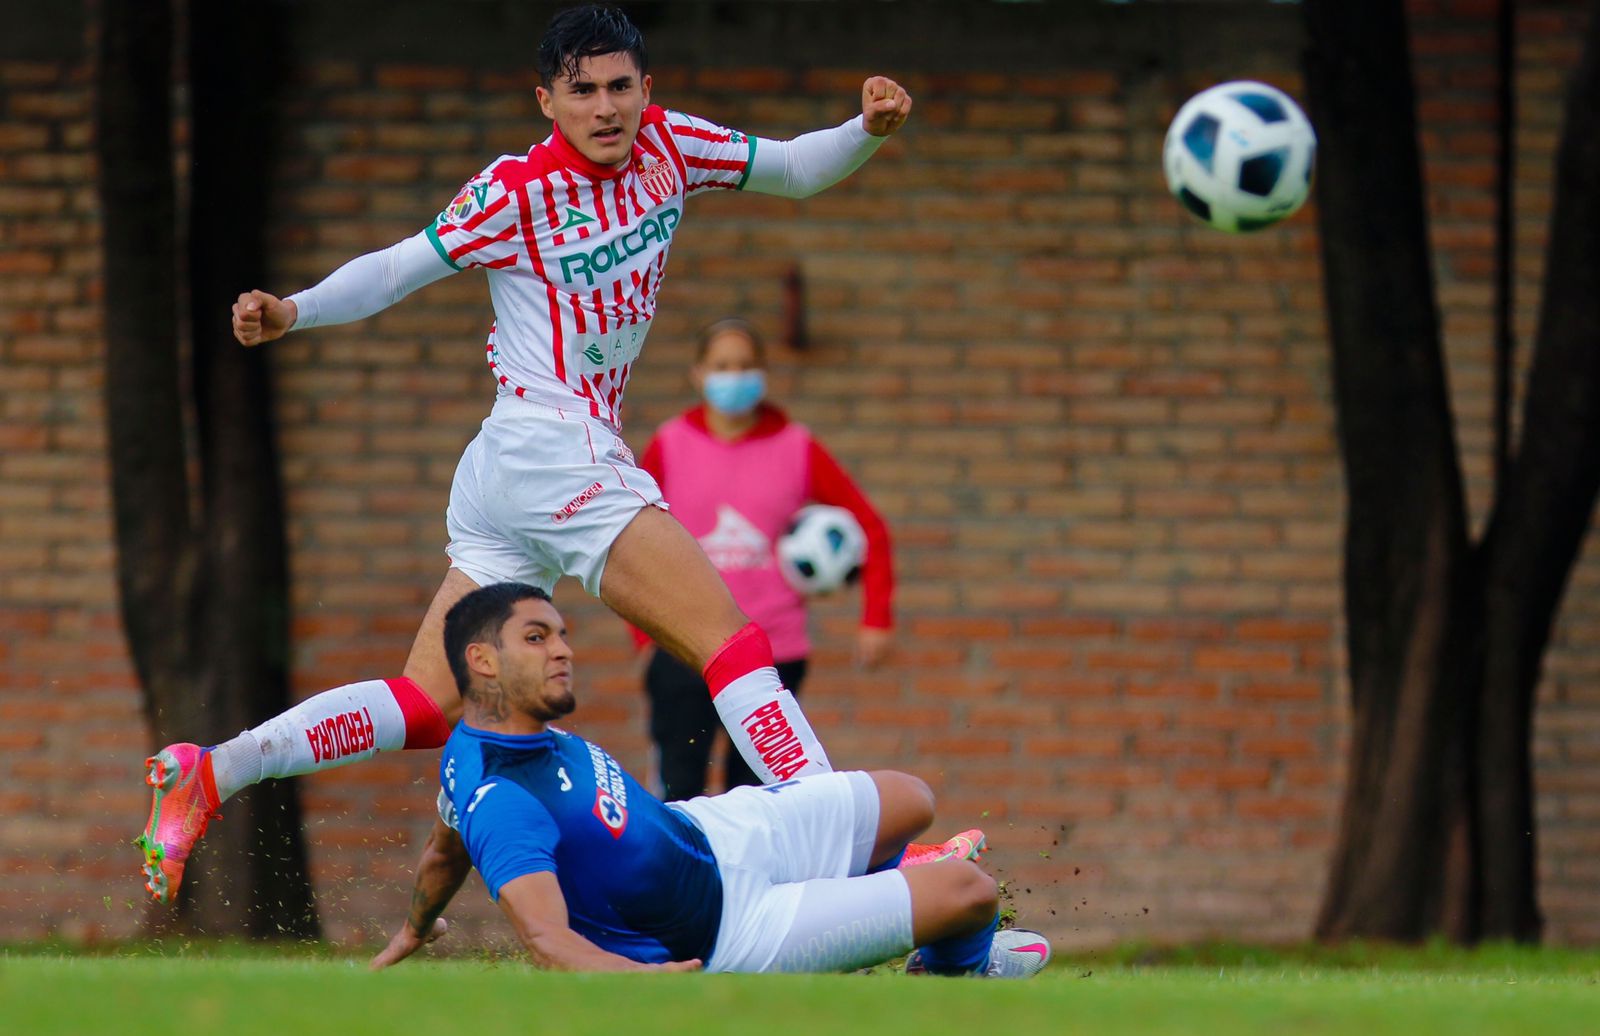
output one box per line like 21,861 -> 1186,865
636,153 -> 677,205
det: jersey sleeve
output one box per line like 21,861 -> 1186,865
663,110 -> 758,195
459,780 -> 561,900
425,161 -> 525,272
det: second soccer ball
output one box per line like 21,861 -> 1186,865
1163,80 -> 1317,233
777,505 -> 866,595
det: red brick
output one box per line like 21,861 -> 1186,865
1019,617 -> 1119,638
1066,706 -> 1168,732
1024,734 -> 1123,759
1234,680 -> 1327,703
1174,766 -> 1273,791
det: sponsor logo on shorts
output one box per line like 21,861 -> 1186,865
741,700 -> 810,781
306,707 -> 376,764
552,481 -> 605,525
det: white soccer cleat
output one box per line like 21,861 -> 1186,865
983,928 -> 1051,979
903,926 -> 1052,978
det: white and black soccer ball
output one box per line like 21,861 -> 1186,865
777,505 -> 866,596
1163,80 -> 1316,233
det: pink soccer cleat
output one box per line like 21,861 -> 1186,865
134,743 -> 222,904
899,828 -> 986,869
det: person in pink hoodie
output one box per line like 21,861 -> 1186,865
636,318 -> 895,799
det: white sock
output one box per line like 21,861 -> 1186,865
210,730 -> 264,802
712,668 -> 831,783
207,679 -> 411,801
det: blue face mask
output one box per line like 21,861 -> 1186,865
703,370 -> 767,416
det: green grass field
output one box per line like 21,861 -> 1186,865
5,944 -> 1597,1036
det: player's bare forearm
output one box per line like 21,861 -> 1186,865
408,818 -> 471,935
497,871 -> 700,973
520,923 -> 659,972
369,818 -> 469,970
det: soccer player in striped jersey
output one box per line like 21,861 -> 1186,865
137,4 -> 976,905
365,583 -> 1049,976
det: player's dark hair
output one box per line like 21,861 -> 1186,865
443,582 -> 553,698
695,317 -> 766,366
537,5 -> 647,86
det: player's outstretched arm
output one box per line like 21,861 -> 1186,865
497,872 -> 702,973
232,232 -> 455,347
369,817 -> 473,971
737,75 -> 913,200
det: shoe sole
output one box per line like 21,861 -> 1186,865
135,751 -> 178,904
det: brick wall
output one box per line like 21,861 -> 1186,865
2,0 -> 1597,948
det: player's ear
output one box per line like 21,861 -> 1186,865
640,73 -> 651,107
465,640 -> 498,682
535,85 -> 555,121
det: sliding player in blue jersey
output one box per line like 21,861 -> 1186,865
369,582 -> 1052,976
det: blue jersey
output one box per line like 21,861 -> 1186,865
440,722 -> 722,964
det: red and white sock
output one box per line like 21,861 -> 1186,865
705,624 -> 831,783
208,677 -> 451,802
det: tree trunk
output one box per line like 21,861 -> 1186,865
96,0 -> 317,937
1303,0 -> 1475,940
1473,0 -> 1600,941
95,0 -> 197,730
1309,0 -> 1600,943
177,0 -> 318,938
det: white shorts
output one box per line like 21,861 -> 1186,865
445,396 -> 666,596
675,771 -> 914,974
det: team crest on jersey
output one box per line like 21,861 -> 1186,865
636,154 -> 677,204
592,789 -> 628,839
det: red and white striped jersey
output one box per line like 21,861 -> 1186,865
425,105 -> 754,429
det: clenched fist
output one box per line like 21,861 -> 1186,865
861,76 -> 912,137
232,289 -> 297,347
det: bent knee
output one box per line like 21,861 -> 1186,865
871,770 -> 935,832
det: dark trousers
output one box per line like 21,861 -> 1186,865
644,648 -> 809,801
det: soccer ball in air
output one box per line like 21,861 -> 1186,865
777,505 -> 866,595
1163,80 -> 1316,233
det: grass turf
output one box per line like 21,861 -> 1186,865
4,944 -> 1598,1036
